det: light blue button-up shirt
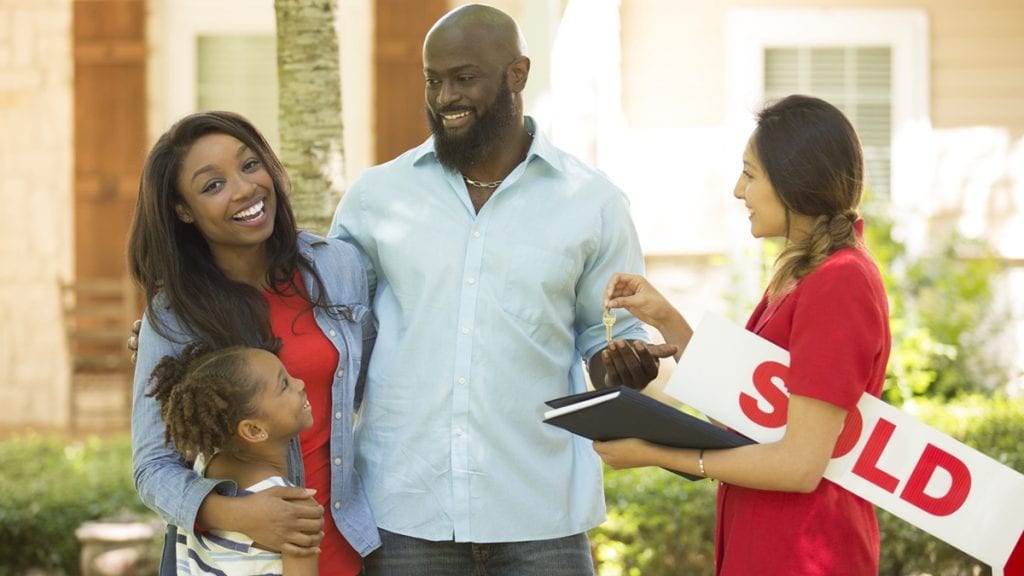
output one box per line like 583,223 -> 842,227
329,117 -> 649,543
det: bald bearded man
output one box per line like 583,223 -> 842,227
329,5 -> 675,574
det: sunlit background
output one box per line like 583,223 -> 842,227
1,0 -> 1021,434
1,1 -> 1022,574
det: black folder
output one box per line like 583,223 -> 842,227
543,386 -> 754,480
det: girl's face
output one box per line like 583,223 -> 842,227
733,136 -> 789,240
246,348 -> 313,439
175,133 -> 277,260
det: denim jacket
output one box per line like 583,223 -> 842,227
131,231 -> 381,568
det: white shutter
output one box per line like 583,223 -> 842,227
764,46 -> 892,199
196,35 -> 280,147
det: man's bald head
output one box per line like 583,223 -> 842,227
424,3 -> 527,64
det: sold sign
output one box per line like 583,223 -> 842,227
664,312 -> 1024,576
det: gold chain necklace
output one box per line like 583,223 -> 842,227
463,176 -> 503,189
461,130 -> 533,189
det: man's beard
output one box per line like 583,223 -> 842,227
427,79 -> 517,174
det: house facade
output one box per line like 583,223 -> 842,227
1,0 -> 1021,431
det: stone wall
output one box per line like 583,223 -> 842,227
0,0 -> 73,430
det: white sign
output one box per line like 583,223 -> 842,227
664,312 -> 1024,576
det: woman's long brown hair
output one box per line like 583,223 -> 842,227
127,111 -> 327,348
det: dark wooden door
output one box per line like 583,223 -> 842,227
72,0 -> 146,280
68,0 -> 146,432
374,0 -> 448,164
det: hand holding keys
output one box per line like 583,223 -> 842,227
602,308 -> 616,344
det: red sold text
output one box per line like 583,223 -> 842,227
740,361 -> 971,517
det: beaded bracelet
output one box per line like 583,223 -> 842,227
698,449 -> 707,477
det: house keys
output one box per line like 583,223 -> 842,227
602,308 -> 616,344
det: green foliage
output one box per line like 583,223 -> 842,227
906,393 -> 1024,472
903,235 -> 1007,397
592,468 -> 717,576
0,433 -> 153,575
594,393 -> 1024,576
860,200 -> 1010,403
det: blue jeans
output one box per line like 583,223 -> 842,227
362,530 -> 595,576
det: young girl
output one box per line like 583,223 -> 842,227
595,94 -> 890,575
147,342 -> 316,575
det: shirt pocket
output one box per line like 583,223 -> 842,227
499,244 -> 577,325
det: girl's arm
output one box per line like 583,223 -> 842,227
282,550 -> 319,576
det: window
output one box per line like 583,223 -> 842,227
764,46 -> 892,198
196,34 -> 279,146
149,0 -> 276,143
726,9 -> 929,207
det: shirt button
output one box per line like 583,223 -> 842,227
473,230 -> 481,238
336,369 -> 344,378
458,377 -> 466,385
334,458 -> 342,466
329,330 -> 337,337
455,427 -> 464,436
334,501 -> 341,510
461,327 -> 470,334
335,412 -> 343,420
467,277 -> 476,284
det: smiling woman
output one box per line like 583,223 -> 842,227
598,95 -> 888,576
129,111 -> 298,350
173,132 -> 278,283
126,110 -> 380,575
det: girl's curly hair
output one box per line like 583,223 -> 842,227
146,342 -> 264,461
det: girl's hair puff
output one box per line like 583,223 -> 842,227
146,342 -> 264,461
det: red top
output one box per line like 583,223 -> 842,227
716,233 -> 890,575
265,277 -> 362,576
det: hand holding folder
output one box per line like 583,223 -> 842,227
543,386 -> 754,481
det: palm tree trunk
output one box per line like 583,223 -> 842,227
274,0 -> 345,234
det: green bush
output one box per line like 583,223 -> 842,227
593,467 -> 717,575
593,393 -> 1024,576
902,235 -> 1008,398
860,200 -> 1012,402
0,433 -> 154,575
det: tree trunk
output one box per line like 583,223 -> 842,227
274,0 -> 345,234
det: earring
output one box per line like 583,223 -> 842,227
181,215 -> 194,223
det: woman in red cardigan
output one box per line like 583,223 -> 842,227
595,94 -> 890,576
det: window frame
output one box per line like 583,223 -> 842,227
725,8 -> 930,208
148,0 -> 276,138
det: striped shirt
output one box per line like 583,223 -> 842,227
175,456 -> 291,575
